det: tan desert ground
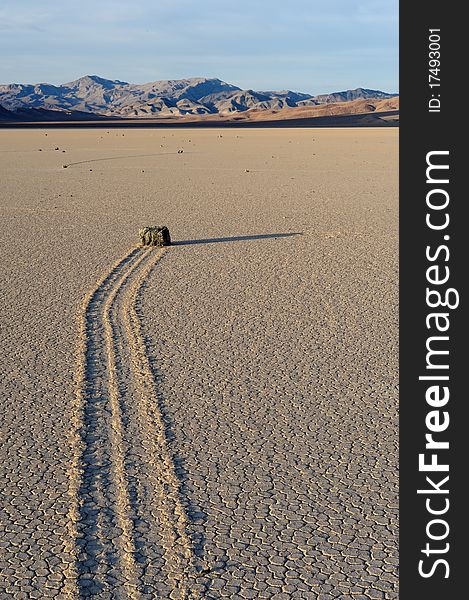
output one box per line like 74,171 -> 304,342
0,127 -> 398,599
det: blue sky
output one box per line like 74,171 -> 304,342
0,0 -> 398,94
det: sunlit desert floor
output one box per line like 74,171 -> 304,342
0,127 -> 398,599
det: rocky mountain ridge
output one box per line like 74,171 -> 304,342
0,75 -> 397,118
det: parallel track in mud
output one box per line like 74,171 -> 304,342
68,246 -> 200,599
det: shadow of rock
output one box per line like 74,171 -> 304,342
173,232 -> 302,246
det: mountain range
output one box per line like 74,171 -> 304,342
0,75 -> 397,119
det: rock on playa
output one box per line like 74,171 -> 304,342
139,226 -> 172,247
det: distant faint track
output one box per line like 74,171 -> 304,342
69,246 -> 199,598
63,151 -> 194,168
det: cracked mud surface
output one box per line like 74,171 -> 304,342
1,128 -> 398,598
